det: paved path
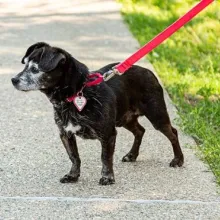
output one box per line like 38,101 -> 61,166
0,0 -> 219,219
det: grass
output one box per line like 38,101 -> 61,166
119,0 -> 220,183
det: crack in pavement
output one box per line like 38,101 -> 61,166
0,196 -> 220,205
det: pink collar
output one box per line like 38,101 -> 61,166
66,73 -> 103,102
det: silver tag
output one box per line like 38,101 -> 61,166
73,95 -> 87,112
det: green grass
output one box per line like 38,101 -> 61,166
119,0 -> 220,183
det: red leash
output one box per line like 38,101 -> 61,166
67,0 -> 214,111
104,0 -> 214,80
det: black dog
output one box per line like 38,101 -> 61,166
11,42 -> 184,185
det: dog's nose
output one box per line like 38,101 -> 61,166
11,77 -> 19,85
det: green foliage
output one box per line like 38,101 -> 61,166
120,0 -> 220,183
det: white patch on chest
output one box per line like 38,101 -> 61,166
64,122 -> 81,134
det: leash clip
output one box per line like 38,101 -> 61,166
103,68 -> 122,81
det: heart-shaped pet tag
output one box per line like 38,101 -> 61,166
73,95 -> 87,112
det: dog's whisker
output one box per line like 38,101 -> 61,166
92,97 -> 102,106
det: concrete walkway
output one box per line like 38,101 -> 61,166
0,0 -> 219,219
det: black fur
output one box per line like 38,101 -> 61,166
12,42 -> 184,185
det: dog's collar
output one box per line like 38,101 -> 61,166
66,73 -> 103,103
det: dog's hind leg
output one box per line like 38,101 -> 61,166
141,95 -> 184,167
59,134 -> 81,183
160,125 -> 184,167
122,116 -> 145,162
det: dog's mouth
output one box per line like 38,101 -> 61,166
14,87 -> 30,92
15,86 -> 47,92
13,85 -> 35,92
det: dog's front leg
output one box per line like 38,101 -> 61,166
99,128 -> 117,185
59,133 -> 81,183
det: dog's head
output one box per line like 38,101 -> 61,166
11,42 -> 66,91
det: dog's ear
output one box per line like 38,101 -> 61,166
39,48 -> 66,72
21,42 -> 49,64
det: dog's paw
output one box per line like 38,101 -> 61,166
122,153 -> 137,162
60,174 -> 79,183
169,156 -> 184,167
99,177 -> 115,185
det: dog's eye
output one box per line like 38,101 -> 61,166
31,66 -> 39,73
